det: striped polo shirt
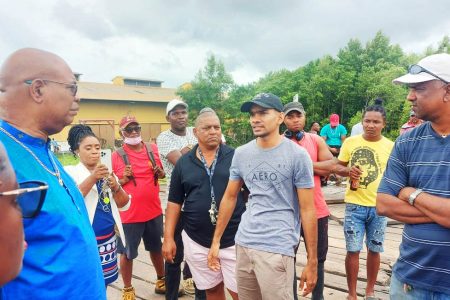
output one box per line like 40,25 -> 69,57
378,122 -> 450,294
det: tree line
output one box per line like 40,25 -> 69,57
177,31 -> 450,147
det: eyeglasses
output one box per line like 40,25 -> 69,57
0,180 -> 48,218
122,125 -> 142,134
408,65 -> 449,84
24,79 -> 78,96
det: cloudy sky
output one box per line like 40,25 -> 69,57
1,0 -> 448,88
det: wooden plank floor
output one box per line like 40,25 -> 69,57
108,183 -> 402,299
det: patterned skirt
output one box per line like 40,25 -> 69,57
97,230 -> 119,285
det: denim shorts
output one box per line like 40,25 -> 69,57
390,272 -> 450,299
343,203 -> 387,253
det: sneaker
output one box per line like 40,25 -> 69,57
155,277 -> 166,294
182,278 -> 195,295
121,286 -> 135,300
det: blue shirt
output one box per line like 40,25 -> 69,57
0,120 -> 106,299
230,138 -> 314,257
93,180 -> 115,236
378,122 -> 450,294
320,124 -> 347,146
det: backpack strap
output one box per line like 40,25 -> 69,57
143,142 -> 157,168
116,146 -> 136,186
144,142 -> 160,186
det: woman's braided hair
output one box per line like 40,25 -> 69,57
67,124 -> 96,156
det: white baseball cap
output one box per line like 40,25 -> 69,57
166,99 -> 188,116
393,53 -> 450,84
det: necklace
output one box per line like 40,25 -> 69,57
0,126 -> 64,186
329,126 -> 338,137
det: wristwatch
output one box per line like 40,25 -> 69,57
408,189 -> 423,206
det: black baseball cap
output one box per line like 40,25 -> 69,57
241,93 -> 283,112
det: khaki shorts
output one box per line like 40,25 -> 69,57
236,245 -> 294,300
182,231 -> 237,292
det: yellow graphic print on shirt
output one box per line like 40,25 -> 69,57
338,135 -> 394,207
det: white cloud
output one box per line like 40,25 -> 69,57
0,0 -> 448,88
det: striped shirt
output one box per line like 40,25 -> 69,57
378,122 -> 450,294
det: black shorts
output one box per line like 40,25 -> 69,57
300,216 -> 329,263
118,214 -> 163,259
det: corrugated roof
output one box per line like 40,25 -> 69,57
111,76 -> 163,83
78,81 -> 178,103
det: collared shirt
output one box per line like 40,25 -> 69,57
169,144 -> 245,248
378,122 -> 450,294
156,127 -> 197,189
0,120 -> 105,299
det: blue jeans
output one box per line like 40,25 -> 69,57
343,203 -> 387,252
390,273 -> 450,299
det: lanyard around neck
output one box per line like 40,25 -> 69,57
198,147 -> 219,202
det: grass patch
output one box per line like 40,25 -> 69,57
56,152 -> 79,166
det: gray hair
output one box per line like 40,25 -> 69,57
195,107 -> 219,127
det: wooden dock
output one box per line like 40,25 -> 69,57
107,184 -> 402,299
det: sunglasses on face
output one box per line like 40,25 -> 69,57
0,180 -> 48,218
122,125 -> 142,134
408,65 -> 449,84
24,79 -> 78,96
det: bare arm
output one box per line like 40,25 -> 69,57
162,202 -> 182,263
312,138 -> 334,176
166,147 -> 191,166
376,193 -> 432,224
208,179 -> 242,271
389,187 -> 450,227
412,191 -> 450,228
78,164 -> 109,197
108,173 -> 129,209
313,158 -> 357,178
78,175 -> 98,197
297,188 -> 318,296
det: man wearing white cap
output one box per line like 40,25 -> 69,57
156,99 -> 204,299
377,53 -> 450,299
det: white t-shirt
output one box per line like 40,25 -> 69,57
351,122 -> 363,136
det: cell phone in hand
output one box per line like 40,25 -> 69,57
100,149 -> 112,172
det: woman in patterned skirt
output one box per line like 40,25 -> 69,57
65,125 -> 131,287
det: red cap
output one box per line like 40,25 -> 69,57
330,114 -> 339,127
119,116 -> 139,128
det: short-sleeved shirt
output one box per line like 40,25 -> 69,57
230,137 -> 314,257
338,135 -> 393,207
320,124 -> 347,146
350,122 -> 363,136
169,144 -> 245,248
156,127 -> 197,189
289,133 -> 330,218
0,120 -> 106,299
112,143 -> 163,223
378,122 -> 450,294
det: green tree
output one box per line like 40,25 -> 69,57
177,55 -> 233,116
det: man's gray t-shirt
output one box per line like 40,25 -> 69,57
230,137 -> 314,257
